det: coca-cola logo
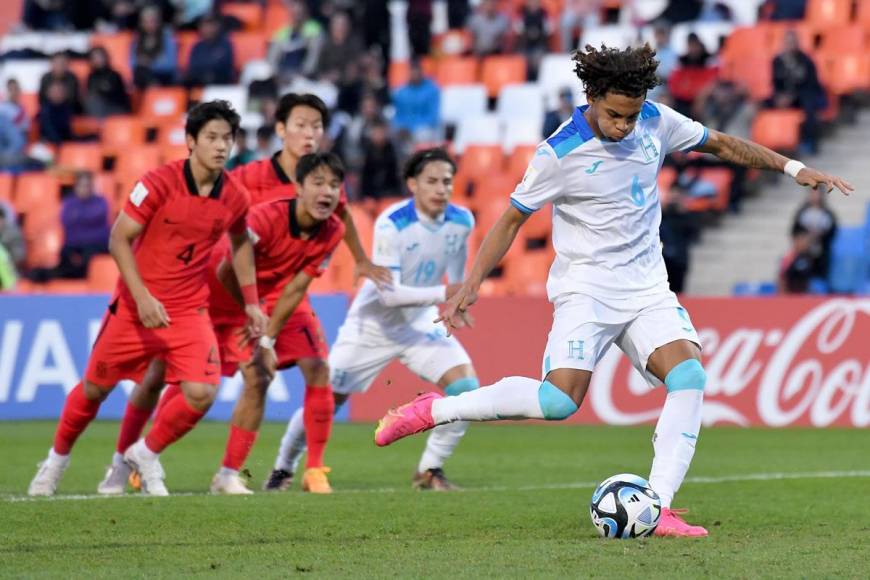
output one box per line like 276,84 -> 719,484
589,299 -> 870,428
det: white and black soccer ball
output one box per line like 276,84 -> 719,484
589,473 -> 661,539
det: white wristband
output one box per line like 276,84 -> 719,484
784,160 -> 805,178
258,335 -> 276,351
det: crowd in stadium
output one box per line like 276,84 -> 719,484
0,0 -> 866,295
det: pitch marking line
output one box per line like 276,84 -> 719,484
4,470 -> 870,503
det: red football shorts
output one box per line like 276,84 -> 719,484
85,301 -> 221,387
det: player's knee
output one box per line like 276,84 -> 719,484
83,381 -> 111,402
538,380 -> 579,420
664,359 -> 706,393
183,383 -> 216,409
300,359 -> 330,386
444,376 -> 479,397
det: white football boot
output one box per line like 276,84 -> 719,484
210,471 -> 254,495
123,440 -> 169,497
27,451 -> 70,496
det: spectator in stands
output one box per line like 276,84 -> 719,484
764,0 -> 807,21
84,46 -> 131,117
0,80 -> 31,138
468,0 -> 511,56
174,0 -> 212,29
359,52 -> 391,107
268,0 -> 324,82
653,24 -> 679,82
0,80 -> 30,170
560,0 -> 600,52
185,13 -> 235,87
791,186 -> 837,279
38,53 -> 82,114
406,0 -> 434,58
392,60 -> 440,145
131,4 -> 179,89
254,125 -> 277,159
362,0 -> 391,62
57,171 -> 110,279
0,202 -> 26,272
22,0 -> 72,31
226,128 -> 256,169
653,0 -> 702,24
360,119 -> 401,201
317,11 -> 365,84
769,30 -> 824,155
660,189 -> 700,294
779,230 -> 815,294
37,79 -> 74,144
516,0 -> 552,79
543,87 -> 574,137
679,33 -> 711,68
338,92 -> 382,171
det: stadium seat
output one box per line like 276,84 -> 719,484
819,25 -> 866,53
721,26 -> 770,60
522,205 -> 552,240
0,59 -> 51,93
101,116 -> 147,154
452,114 -> 501,153
388,60 -> 410,89
57,143 -> 103,173
505,145 -> 537,182
768,23 -> 816,55
859,0 -> 870,26
496,83 -> 546,123
13,174 -> 60,216
156,116 -> 186,146
665,21 -> 735,55
239,59 -> 274,87
222,2 -> 263,31
538,53 -> 584,109
201,85 -> 248,113
140,87 -> 188,119
472,174 -> 517,209
720,55 -> 772,100
481,55 -> 526,98
506,249 -> 553,297
440,84 -> 488,126
87,254 -> 119,292
25,219 -> 62,269
805,0 -> 852,27
750,109 -> 804,152
90,33 -> 133,83
502,118 -> 543,153
67,58 -> 90,86
817,51 -> 870,95
348,205 -> 374,256
175,31 -> 198,71
44,279 -> 90,294
161,143 -> 191,162
115,145 -> 161,182
434,29 -> 473,56
230,32 -> 268,71
435,57 -> 479,87
457,145 -> 504,184
263,2 -> 290,39
0,173 -> 13,202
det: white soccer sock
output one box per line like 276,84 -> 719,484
218,466 -> 239,477
112,451 -> 125,466
431,376 -> 545,424
47,448 -> 69,466
648,389 -> 703,509
417,421 -> 469,472
274,407 -> 307,472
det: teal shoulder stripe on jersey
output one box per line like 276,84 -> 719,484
387,200 -> 418,231
639,101 -> 661,120
546,106 -> 595,159
445,204 -> 473,228
510,197 -> 535,215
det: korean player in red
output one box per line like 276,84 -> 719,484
27,100 -> 268,497
209,152 -> 346,495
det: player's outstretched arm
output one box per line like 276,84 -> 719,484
339,206 -> 392,288
109,212 -> 169,328
437,205 -> 529,333
229,230 -> 268,338
696,130 -> 854,195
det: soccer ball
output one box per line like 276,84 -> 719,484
589,473 -> 661,539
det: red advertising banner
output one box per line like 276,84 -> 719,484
349,297 -> 870,428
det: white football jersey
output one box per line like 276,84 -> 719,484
347,198 -> 474,330
510,101 -> 708,301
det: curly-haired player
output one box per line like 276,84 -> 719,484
373,45 -> 853,536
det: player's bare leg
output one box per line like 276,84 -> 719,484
126,381 -> 217,496
29,379 -> 114,496
646,339 -> 708,537
98,360 -> 165,495
413,364 -> 477,491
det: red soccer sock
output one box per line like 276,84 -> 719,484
155,382 -> 183,417
53,382 -> 101,455
116,402 -> 154,454
221,425 -> 259,471
144,392 -> 205,454
303,385 -> 334,469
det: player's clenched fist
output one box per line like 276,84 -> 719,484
136,292 -> 170,328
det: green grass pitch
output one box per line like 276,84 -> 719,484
2,421 -> 869,578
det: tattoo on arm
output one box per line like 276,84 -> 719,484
702,132 -> 788,171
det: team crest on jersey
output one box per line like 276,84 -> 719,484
639,133 -> 659,162
130,182 -> 149,207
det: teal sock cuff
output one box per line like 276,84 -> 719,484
538,380 -> 578,420
664,359 -> 706,393
444,377 -> 479,397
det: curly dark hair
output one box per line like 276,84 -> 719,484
572,44 -> 662,100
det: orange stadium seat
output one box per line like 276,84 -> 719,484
176,31 -> 198,71
67,59 -> 90,87
87,255 -> 120,292
457,145 -> 504,183
57,143 -> 104,173
522,205 -> 552,240
93,174 -> 119,216
14,174 -> 60,216
751,109 -> 804,152
44,279 -> 90,294
348,205 -> 374,256
805,0 -> 852,27
506,249 -> 553,297
435,57 -> 479,87
481,55 -> 526,98
263,2 -> 290,39
0,173 -> 13,202
819,25 -> 866,53
231,32 -> 268,71
90,32 -> 133,83
160,143 -> 191,162
157,116 -> 187,146
434,29 -> 473,56
722,26 -> 770,59
25,219 -> 62,269
471,174 -> 516,208
388,58 -> 439,88
768,23 -> 816,54
115,145 -> 161,181
140,87 -> 188,119
859,1 -> 870,25
720,55 -> 773,100
101,116 -> 147,154
222,3 -> 263,31
506,144 -> 536,182
817,51 -> 870,95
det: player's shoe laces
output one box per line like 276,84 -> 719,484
27,453 -> 69,497
412,468 -> 460,491
653,508 -> 708,537
123,441 -> 169,497
374,392 -> 441,447
263,469 -> 294,491
301,467 -> 332,494
210,471 -> 254,495
97,462 -> 133,495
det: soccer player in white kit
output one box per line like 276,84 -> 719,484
266,148 -> 479,491
373,45 -> 853,534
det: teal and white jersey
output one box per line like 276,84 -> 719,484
347,198 -> 474,329
510,101 -> 708,301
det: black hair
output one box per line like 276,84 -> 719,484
572,44 -> 661,100
403,147 -> 456,180
185,99 -> 241,139
296,152 -> 345,183
275,93 -> 329,127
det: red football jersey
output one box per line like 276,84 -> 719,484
120,159 -> 250,316
230,153 -> 348,213
209,197 -> 345,318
